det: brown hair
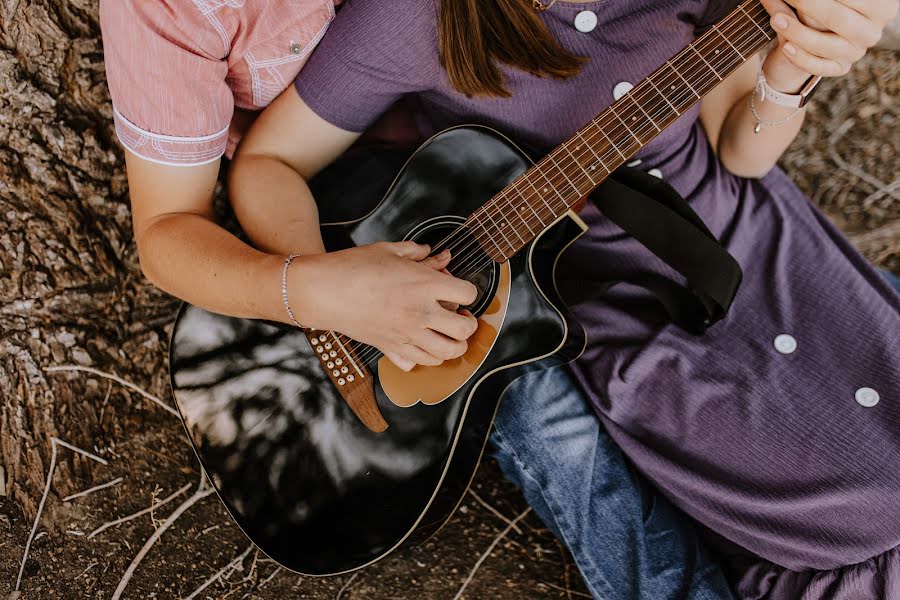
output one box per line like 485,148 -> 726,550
438,0 -> 587,98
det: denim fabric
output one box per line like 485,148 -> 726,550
881,269 -> 900,294
489,367 -> 734,600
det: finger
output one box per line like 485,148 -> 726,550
435,275 -> 479,306
427,307 -> 479,341
412,329 -> 468,361
389,241 -> 431,261
783,0 -> 884,48
420,249 -> 452,271
834,0 -> 898,24
396,343 -> 444,367
771,12 -> 864,65
438,299 -> 460,312
383,350 -> 415,372
781,39 -> 849,76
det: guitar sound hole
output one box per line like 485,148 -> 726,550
407,218 -> 499,320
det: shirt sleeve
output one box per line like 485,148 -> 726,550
100,0 -> 233,166
293,0 -> 441,133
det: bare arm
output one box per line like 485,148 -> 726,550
229,88 -> 479,371
127,153 -> 292,322
701,0 -> 897,178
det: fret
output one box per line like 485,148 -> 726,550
468,1 -> 777,265
523,175 -> 556,217
561,143 -> 596,186
501,204 -> 529,245
592,119 -> 629,161
624,91 -> 661,132
609,104 -> 644,146
712,21 -> 745,59
667,59 -> 700,99
739,4 -> 773,40
545,152 -> 582,195
688,44 -> 722,80
515,185 -> 547,231
646,75 -> 681,120
575,129 -> 610,174
468,217 -> 506,261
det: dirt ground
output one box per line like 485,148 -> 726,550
1,30 -> 897,600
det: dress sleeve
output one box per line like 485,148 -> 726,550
293,0 -> 441,133
100,0 -> 233,166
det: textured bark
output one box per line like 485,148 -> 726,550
0,0 -> 178,522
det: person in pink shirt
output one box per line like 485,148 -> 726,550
99,0 -> 427,330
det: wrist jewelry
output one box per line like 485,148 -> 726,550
281,254 -> 306,329
751,65 -> 821,133
749,92 -> 803,134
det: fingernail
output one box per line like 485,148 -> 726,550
772,14 -> 789,30
783,42 -> 797,56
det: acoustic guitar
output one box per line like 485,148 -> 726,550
169,1 -> 773,575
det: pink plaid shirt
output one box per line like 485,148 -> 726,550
100,0 -> 340,166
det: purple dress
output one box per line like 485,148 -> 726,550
293,0 -> 900,595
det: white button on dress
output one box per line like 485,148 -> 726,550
773,334 -> 797,354
613,81 -> 634,100
574,10 -> 598,33
855,387 -> 880,408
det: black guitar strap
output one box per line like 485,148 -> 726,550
566,167 -> 743,335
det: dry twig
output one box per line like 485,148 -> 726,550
44,365 -> 178,416
14,438 -> 108,592
88,483 -> 191,539
111,471 -> 213,600
468,489 -> 523,534
335,572 -> 360,600
452,507 -> 532,600
183,545 -> 254,600
63,476 -> 123,502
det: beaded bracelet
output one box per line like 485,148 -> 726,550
281,254 -> 305,329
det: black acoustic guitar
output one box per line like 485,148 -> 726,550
169,1 -> 771,575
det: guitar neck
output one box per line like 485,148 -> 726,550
466,0 -> 775,262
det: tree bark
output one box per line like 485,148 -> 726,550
0,0 -> 178,522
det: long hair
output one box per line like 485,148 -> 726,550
438,0 -> 587,98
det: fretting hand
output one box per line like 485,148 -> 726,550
759,0 -> 898,91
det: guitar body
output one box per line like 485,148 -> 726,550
169,126 -> 587,575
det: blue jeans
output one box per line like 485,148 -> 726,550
488,270 -> 899,599
489,367 -> 734,600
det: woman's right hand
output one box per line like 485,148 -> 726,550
289,241 -> 480,371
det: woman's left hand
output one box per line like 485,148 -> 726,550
759,0 -> 898,86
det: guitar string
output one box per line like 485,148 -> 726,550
423,4 -> 770,285
434,4 -> 769,276
337,3 -> 770,366
421,2 -> 769,265
342,5 -> 770,364
343,4 -> 771,366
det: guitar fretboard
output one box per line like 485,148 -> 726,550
467,0 -> 775,262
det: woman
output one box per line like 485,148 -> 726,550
228,0 -> 900,596
100,0 -> 737,596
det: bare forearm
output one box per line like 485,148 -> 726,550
137,213 -> 285,322
228,154 -> 326,257
717,69 -> 808,178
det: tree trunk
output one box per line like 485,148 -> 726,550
0,0 -> 178,522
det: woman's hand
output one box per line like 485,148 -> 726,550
289,241 -> 480,372
760,0 -> 899,91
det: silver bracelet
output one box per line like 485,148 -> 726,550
749,91 -> 803,134
281,254 -> 306,329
